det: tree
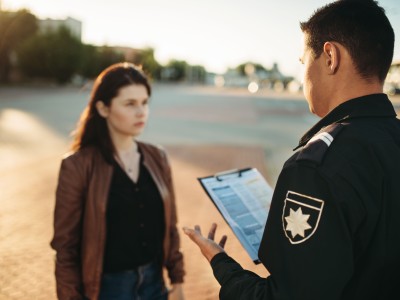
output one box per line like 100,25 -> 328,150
236,62 -> 267,76
0,9 -> 38,82
78,44 -> 100,79
162,59 -> 188,81
186,65 -> 206,83
96,46 -> 125,75
17,26 -> 82,84
79,45 -> 124,79
132,48 -> 161,80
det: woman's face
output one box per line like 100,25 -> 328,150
100,84 -> 149,138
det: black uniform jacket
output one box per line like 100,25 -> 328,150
211,94 -> 400,300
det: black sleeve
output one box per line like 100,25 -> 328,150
211,252 -> 276,300
210,161 -> 361,300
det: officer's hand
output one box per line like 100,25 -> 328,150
183,223 -> 227,262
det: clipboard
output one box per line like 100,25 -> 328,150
198,167 -> 273,264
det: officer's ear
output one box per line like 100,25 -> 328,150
323,42 -> 339,75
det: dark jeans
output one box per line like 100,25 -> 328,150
99,262 -> 168,300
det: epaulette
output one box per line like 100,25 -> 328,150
296,123 -> 345,164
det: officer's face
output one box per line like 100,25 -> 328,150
300,34 -> 326,117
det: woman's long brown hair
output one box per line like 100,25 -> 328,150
71,62 -> 151,163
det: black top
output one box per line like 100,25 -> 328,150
103,148 -> 165,273
211,94 -> 400,300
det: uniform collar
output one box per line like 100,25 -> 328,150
294,93 -> 397,150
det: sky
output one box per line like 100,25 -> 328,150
3,0 -> 400,78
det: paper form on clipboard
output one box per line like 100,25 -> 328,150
198,168 -> 273,264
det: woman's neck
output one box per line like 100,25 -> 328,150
110,132 -> 137,156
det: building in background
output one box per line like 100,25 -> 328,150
217,62 -> 296,93
111,46 -> 141,62
39,17 -> 82,41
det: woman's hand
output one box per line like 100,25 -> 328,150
183,223 -> 227,263
169,283 -> 184,300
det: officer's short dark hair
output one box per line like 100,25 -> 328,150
300,0 -> 394,82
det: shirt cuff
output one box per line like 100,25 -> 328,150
210,252 -> 243,286
210,252 -> 230,267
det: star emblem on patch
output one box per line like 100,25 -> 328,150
282,191 -> 324,244
285,207 -> 312,238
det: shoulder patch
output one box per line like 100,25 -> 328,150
296,123 -> 345,164
282,191 -> 324,244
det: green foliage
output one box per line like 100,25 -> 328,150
96,47 -> 125,75
187,65 -> 206,83
236,62 -> 267,76
132,48 -> 162,80
79,45 -> 124,79
2,9 -> 208,84
78,44 -> 99,78
162,59 -> 188,81
17,26 -> 82,84
15,34 -> 47,78
0,9 -> 38,82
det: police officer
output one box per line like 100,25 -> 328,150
183,0 -> 400,299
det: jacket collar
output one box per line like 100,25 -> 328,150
137,141 -> 170,202
294,93 -> 397,150
137,141 -> 155,169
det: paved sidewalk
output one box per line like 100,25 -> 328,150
4,84 -> 397,299
0,145 -> 270,300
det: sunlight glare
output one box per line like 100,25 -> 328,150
0,108 -> 64,144
248,82 -> 259,94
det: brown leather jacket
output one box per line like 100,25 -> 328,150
50,141 -> 184,300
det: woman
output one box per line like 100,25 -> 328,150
51,62 -> 185,300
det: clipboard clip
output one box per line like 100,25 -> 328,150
214,168 -> 251,181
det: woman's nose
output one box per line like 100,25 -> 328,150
136,106 -> 146,116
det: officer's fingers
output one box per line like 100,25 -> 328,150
219,235 -> 228,249
194,225 -> 202,235
207,223 -> 217,240
182,227 -> 203,246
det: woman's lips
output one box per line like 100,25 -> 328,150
134,122 -> 145,127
